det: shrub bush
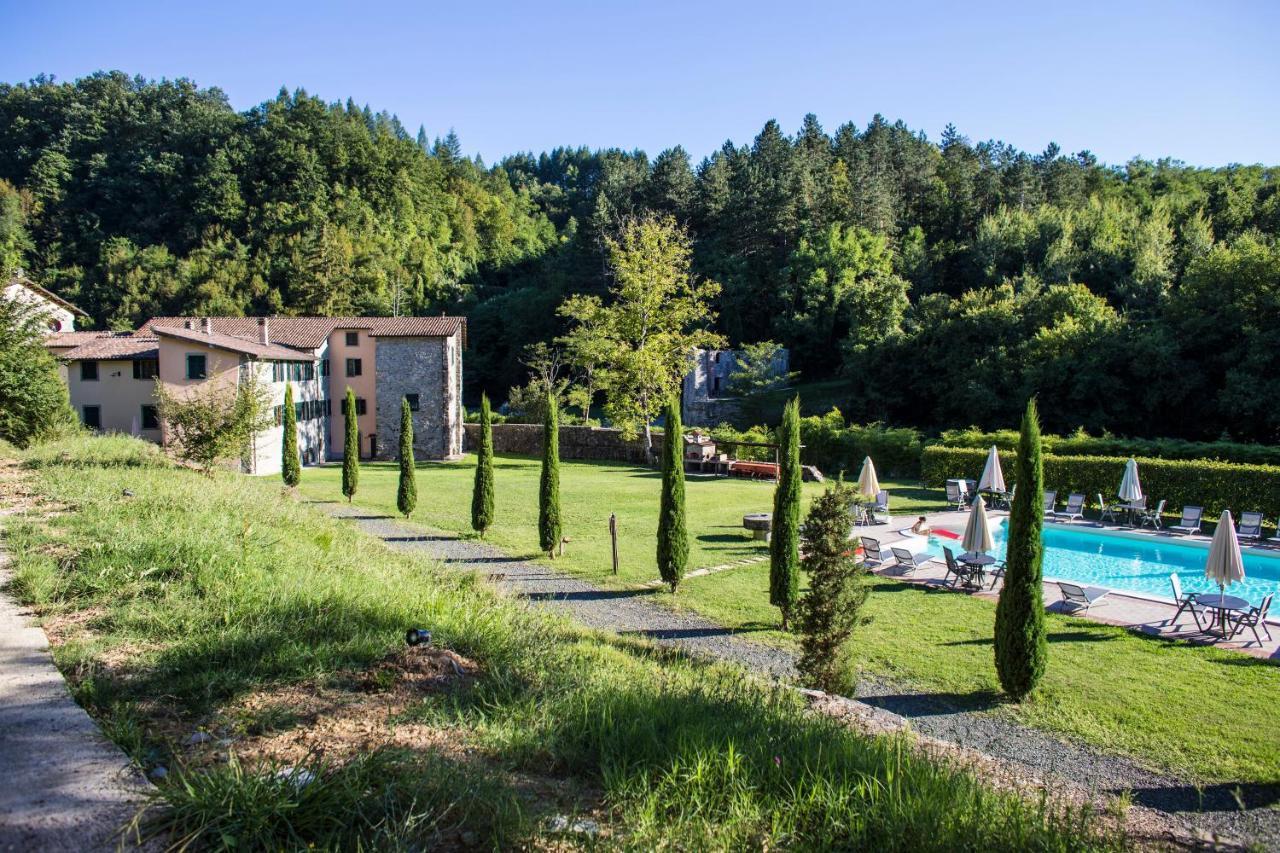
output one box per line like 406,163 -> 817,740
938,426 -> 1280,467
710,409 -> 925,478
922,445 -> 1280,523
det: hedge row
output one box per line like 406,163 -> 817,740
937,427 -> 1280,467
710,410 -> 926,478
921,445 -> 1280,524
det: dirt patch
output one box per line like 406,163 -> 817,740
191,647 -> 480,768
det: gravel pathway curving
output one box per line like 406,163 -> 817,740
321,503 -> 1279,849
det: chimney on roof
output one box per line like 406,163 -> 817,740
258,317 -> 270,345
200,318 -> 211,335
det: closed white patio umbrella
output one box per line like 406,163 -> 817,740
962,495 -> 995,555
1118,458 -> 1143,503
856,456 -> 880,500
978,445 -> 1006,493
1204,509 -> 1246,637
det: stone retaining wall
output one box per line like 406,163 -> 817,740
462,423 -> 665,464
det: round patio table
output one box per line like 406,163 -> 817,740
1198,593 -> 1249,638
958,553 -> 996,588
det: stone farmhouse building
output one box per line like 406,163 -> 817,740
681,347 -> 790,426
38,312 -> 465,475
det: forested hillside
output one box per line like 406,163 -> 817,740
2,72 -> 1278,441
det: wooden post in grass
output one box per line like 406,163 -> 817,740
610,512 -> 619,575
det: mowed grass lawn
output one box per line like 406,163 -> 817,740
299,452 -> 942,588
302,453 -> 1280,785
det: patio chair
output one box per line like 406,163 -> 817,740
1098,493 -> 1119,524
1168,506 -> 1203,536
945,480 -> 969,511
941,546 -> 976,588
1227,594 -> 1274,647
872,490 -> 890,518
891,546 -> 933,575
1042,490 -> 1057,518
1168,573 -> 1206,632
1056,581 -> 1110,614
859,536 -> 884,565
1052,493 -> 1086,524
985,559 -> 1007,591
1140,499 -> 1167,530
1237,511 -> 1264,543
1267,518 -> 1280,547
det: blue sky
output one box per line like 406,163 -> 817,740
3,0 -> 1276,167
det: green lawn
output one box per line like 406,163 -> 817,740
299,453 -> 943,588
301,452 -> 1280,785
2,435 -> 1113,850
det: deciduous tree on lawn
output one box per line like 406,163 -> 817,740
471,393 -> 495,536
538,390 -> 561,557
397,396 -> 416,518
0,296 -> 73,448
656,398 -> 688,593
994,398 -> 1048,699
281,383 -> 299,487
154,369 -> 272,476
342,387 -> 359,502
557,214 -> 725,457
770,396 -> 802,628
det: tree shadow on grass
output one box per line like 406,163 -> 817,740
1124,780 -> 1280,815
340,514 -> 395,521
941,630 -> 1119,647
697,533 -> 753,544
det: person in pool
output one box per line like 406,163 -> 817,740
910,516 -> 931,536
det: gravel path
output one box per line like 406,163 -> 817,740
0,517 -> 150,852
322,503 -> 1279,848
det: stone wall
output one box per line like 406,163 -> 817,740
374,336 -> 462,460
463,423 -> 666,464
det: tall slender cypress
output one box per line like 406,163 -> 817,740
656,399 -> 688,593
538,391 -> 561,557
471,393 -> 495,536
342,386 -> 359,502
281,382 -> 300,487
397,397 -> 417,518
995,398 -> 1048,699
770,396 -> 801,628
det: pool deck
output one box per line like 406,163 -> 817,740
863,509 -> 1280,663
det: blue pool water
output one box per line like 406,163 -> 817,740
920,521 -> 1280,606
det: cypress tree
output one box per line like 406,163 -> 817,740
994,398 -> 1048,700
281,382 -> 300,487
656,398 -> 688,593
770,396 -> 801,628
538,391 -> 561,557
397,397 -> 417,518
342,387 -> 359,502
471,393 -> 495,536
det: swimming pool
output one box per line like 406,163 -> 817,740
918,520 -> 1280,607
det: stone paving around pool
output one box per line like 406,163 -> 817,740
862,508 -> 1280,662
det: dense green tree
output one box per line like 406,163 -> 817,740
994,398 -> 1048,700
769,397 -> 802,628
342,387 -> 359,502
656,398 -> 688,593
796,481 -> 870,692
471,393 -> 495,536
281,383 -> 299,487
0,295 -> 73,446
397,397 -> 417,518
538,390 -> 561,557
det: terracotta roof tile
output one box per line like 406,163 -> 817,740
61,336 -> 159,361
46,331 -> 116,349
151,326 -> 313,361
137,315 -> 465,348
